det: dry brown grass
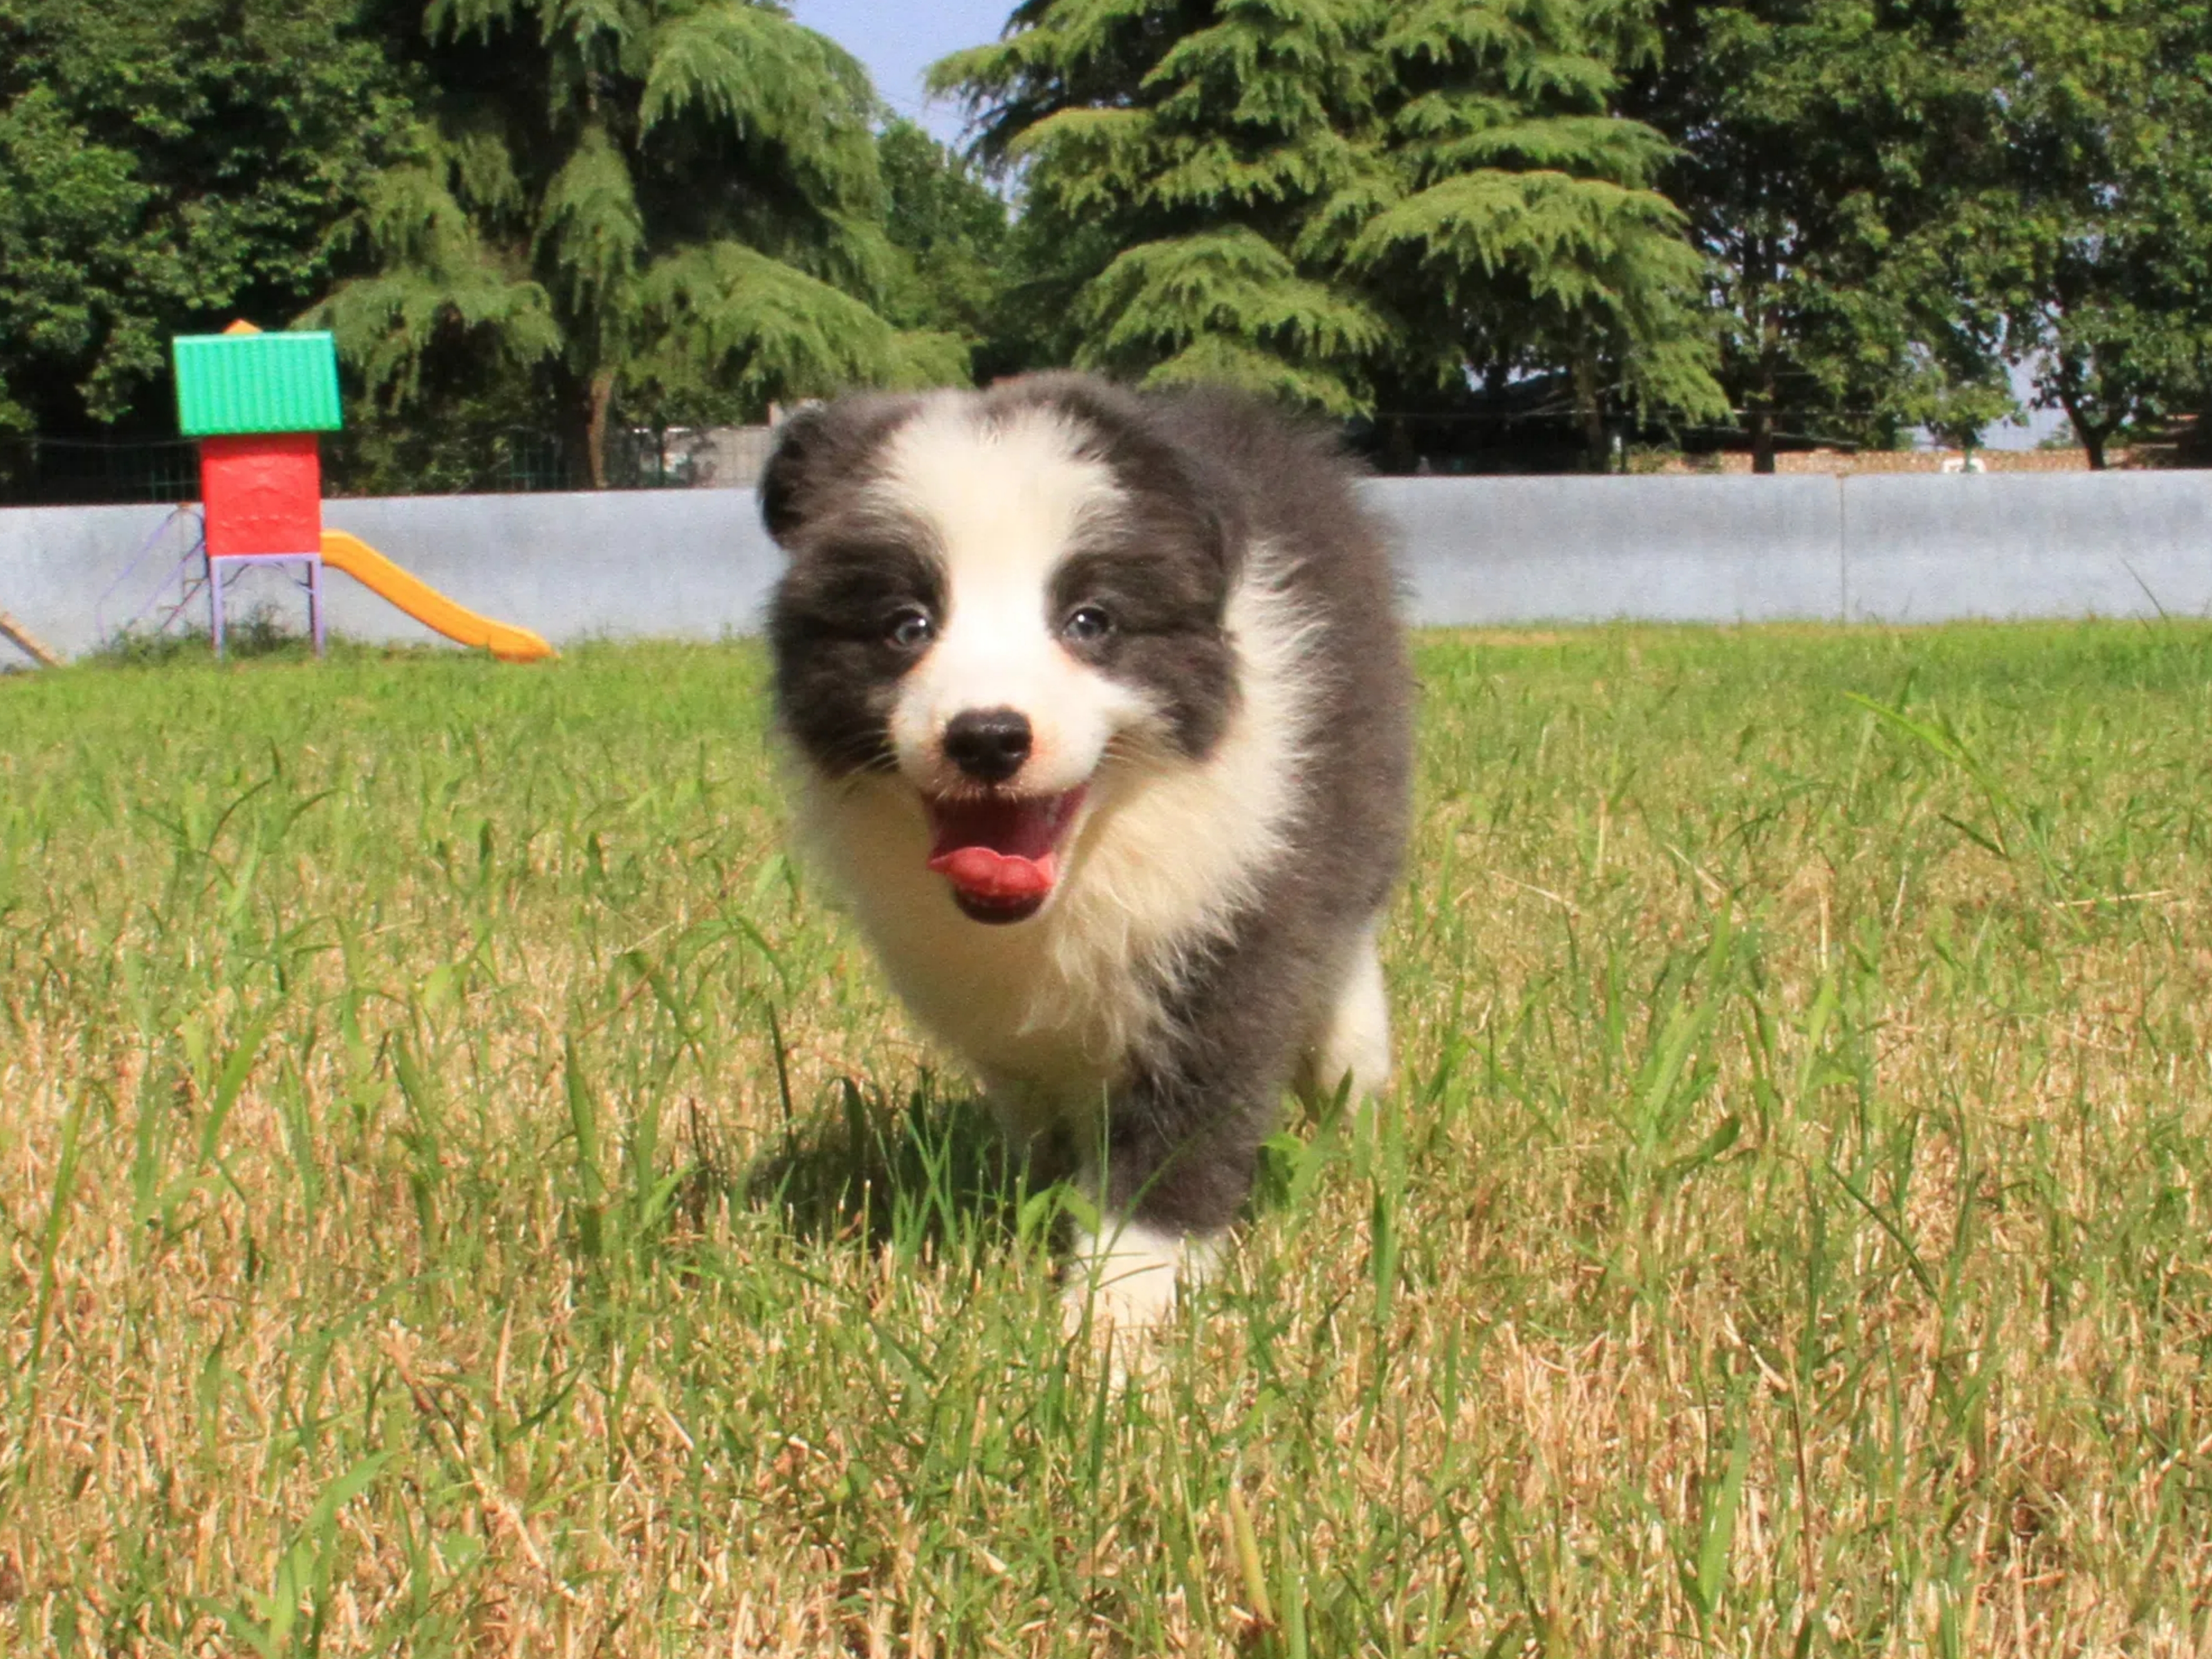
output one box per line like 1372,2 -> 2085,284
3,626 -> 2210,1656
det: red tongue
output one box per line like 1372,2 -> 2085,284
930,844 -> 1057,900
925,793 -> 1080,902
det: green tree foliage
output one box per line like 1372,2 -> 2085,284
1339,1 -> 1727,452
0,90 -> 151,434
877,120 -> 1014,359
1621,0 -> 2020,469
1967,0 -> 2212,467
318,0 -> 967,486
12,0 -> 2211,487
938,0 -> 1721,439
938,0 -> 1389,413
0,0 -> 410,434
1623,0 -> 2212,469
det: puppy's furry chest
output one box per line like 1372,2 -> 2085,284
881,918 -> 1151,1096
801,721 -> 1294,1096
802,775 -> 1171,1090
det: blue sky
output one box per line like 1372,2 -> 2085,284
791,0 -> 1011,144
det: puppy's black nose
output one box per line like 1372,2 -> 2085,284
943,709 -> 1033,783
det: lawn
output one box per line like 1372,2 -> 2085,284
3,624 -> 2210,1657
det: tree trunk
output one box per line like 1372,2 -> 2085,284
1383,415 -> 1416,475
1574,349 -> 1607,473
1750,408 -> 1777,475
549,368 -> 604,490
1750,348 -> 1779,474
585,369 -> 615,490
2058,386 -> 2111,472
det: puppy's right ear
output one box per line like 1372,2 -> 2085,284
758,403 -> 834,543
757,396 -> 914,544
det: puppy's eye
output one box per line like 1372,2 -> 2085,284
1062,605 -> 1114,644
884,607 -> 936,650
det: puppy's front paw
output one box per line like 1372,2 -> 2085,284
1060,1222 -> 1222,1339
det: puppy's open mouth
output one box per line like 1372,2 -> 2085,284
924,789 -> 1086,924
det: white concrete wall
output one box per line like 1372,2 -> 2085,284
3,472 -> 2208,662
1371,476 -> 1846,625
1,502 -> 183,660
322,492 -> 783,649
1840,472 -> 2212,622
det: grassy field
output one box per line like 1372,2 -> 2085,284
3,623 -> 2211,1657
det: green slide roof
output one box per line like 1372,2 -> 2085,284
173,330 -> 344,436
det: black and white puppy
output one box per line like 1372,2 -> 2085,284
761,374 -> 1413,1327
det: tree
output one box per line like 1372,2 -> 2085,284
876,119 -> 1034,383
317,0 -> 967,487
1967,0 -> 2212,468
935,0 -> 1721,451
0,88 -> 155,434
1335,0 -> 1727,460
877,120 -> 1006,340
0,0 -> 411,435
1620,0 -> 2019,471
937,0 -> 1390,413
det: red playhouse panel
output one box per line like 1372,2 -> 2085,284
200,433 -> 323,557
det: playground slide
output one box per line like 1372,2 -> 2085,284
319,530 -> 555,662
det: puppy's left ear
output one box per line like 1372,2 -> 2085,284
757,396 -> 915,543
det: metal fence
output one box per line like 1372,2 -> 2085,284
0,435 -> 204,506
0,426 -> 726,506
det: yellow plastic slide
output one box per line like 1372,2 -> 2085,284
320,529 -> 554,662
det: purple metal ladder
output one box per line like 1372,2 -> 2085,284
96,506 -> 326,658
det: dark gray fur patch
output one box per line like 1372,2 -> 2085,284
760,394 -> 934,775
759,376 -> 1415,1241
1087,386 -> 1413,1236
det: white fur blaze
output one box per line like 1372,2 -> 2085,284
869,398 -> 1141,799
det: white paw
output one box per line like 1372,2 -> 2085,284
1300,930 -> 1392,1109
1061,1221 -> 1222,1335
